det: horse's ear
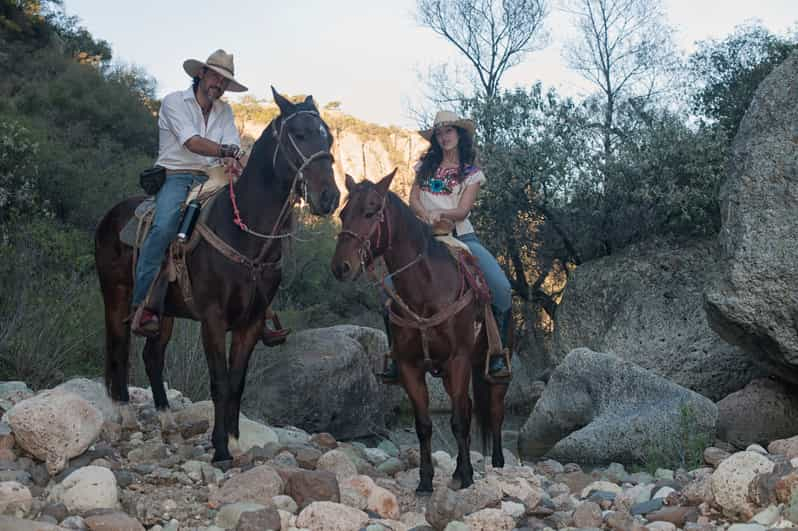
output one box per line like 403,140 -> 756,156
304,95 -> 317,110
271,86 -> 293,114
345,173 -> 357,192
375,168 -> 397,196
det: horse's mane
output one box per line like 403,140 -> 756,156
385,191 -> 452,262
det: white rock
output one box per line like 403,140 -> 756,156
501,500 -> 525,518
366,485 -> 399,519
745,444 -> 768,455
711,451 -> 775,518
581,480 -> 622,498
7,390 -> 103,474
52,466 -> 119,514
463,507 -> 515,530
295,501 -> 368,531
272,494 -> 298,514
653,486 -> 676,499
751,505 -> 780,526
237,418 -> 279,452
646,522 -> 677,530
316,449 -> 357,480
0,481 -> 32,516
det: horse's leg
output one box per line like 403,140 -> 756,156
201,316 -> 232,464
400,362 -> 434,494
443,353 -> 474,489
142,316 -> 174,410
226,321 -> 262,448
490,383 -> 508,468
102,282 -> 132,403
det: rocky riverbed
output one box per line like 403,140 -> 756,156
2,379 -> 798,531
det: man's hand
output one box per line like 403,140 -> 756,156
219,144 -> 241,159
223,156 -> 243,177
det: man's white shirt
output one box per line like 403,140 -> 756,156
155,86 -> 240,171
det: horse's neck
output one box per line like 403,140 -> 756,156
214,135 -> 289,257
382,198 -> 458,308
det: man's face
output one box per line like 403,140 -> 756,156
198,68 -> 229,101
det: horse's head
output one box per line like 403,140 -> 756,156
271,87 -> 339,215
332,169 -> 396,281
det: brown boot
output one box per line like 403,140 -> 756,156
261,310 -> 290,347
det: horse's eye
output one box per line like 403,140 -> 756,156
364,211 -> 375,219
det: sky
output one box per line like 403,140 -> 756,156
62,0 -> 796,128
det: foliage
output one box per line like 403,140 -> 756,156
689,23 -> 798,140
0,117 -> 44,224
641,402 -> 711,473
0,218 -> 102,389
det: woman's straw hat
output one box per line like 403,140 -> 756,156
419,110 -> 475,141
183,49 -> 248,92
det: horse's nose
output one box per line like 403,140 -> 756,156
333,260 -> 352,280
320,187 -> 339,214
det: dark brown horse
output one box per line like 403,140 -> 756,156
95,89 -> 339,463
331,170 -> 509,493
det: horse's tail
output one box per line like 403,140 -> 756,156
471,364 -> 492,459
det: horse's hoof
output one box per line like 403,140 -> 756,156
415,486 -> 433,496
447,477 -> 462,490
212,457 -> 234,471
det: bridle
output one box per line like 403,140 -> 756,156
337,192 -> 423,283
230,108 -> 333,240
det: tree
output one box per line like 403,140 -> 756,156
417,0 -> 549,102
689,23 -> 797,140
563,0 -> 677,170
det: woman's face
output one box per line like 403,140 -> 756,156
435,125 -> 460,152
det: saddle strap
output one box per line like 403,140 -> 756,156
387,290 -> 475,365
195,223 -> 280,277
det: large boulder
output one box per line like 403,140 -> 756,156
704,51 -> 798,383
518,348 -> 718,464
553,238 -> 760,401
716,378 -> 798,448
7,389 -> 103,474
243,325 -> 402,439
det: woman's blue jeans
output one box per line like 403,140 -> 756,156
132,172 -> 207,306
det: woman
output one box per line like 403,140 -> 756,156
380,111 -> 512,383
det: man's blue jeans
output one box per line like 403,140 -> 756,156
132,172 -> 207,306
381,232 -> 512,315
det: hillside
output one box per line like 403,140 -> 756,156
233,100 -> 425,200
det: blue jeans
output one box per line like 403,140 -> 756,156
381,232 -> 512,314
457,232 -> 512,314
132,172 -> 207,306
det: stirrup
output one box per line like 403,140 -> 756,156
261,310 -> 291,347
484,349 -> 512,385
131,306 -> 160,338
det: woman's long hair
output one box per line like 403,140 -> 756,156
415,126 -> 476,184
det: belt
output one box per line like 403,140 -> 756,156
165,169 -> 207,177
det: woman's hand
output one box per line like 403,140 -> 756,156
427,210 -> 442,224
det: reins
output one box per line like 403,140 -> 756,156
199,109 -> 332,278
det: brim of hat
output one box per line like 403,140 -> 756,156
419,119 -> 475,141
183,59 -> 248,92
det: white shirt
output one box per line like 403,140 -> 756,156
417,165 -> 486,236
155,86 -> 240,171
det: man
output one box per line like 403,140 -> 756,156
132,49 -> 289,346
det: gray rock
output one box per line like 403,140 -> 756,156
242,325 -> 402,439
717,378 -> 798,448
554,238 -> 760,401
704,51 -> 798,383
518,349 -> 718,464
630,497 -> 664,515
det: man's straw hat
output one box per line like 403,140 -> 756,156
419,110 -> 476,141
183,49 -> 247,92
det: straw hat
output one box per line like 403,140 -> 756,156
183,49 -> 248,92
419,110 -> 475,141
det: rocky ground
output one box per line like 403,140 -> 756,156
2,380 -> 798,530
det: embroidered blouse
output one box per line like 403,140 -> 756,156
417,165 -> 486,236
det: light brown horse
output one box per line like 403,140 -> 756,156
331,170 -> 510,493
95,89 -> 339,464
